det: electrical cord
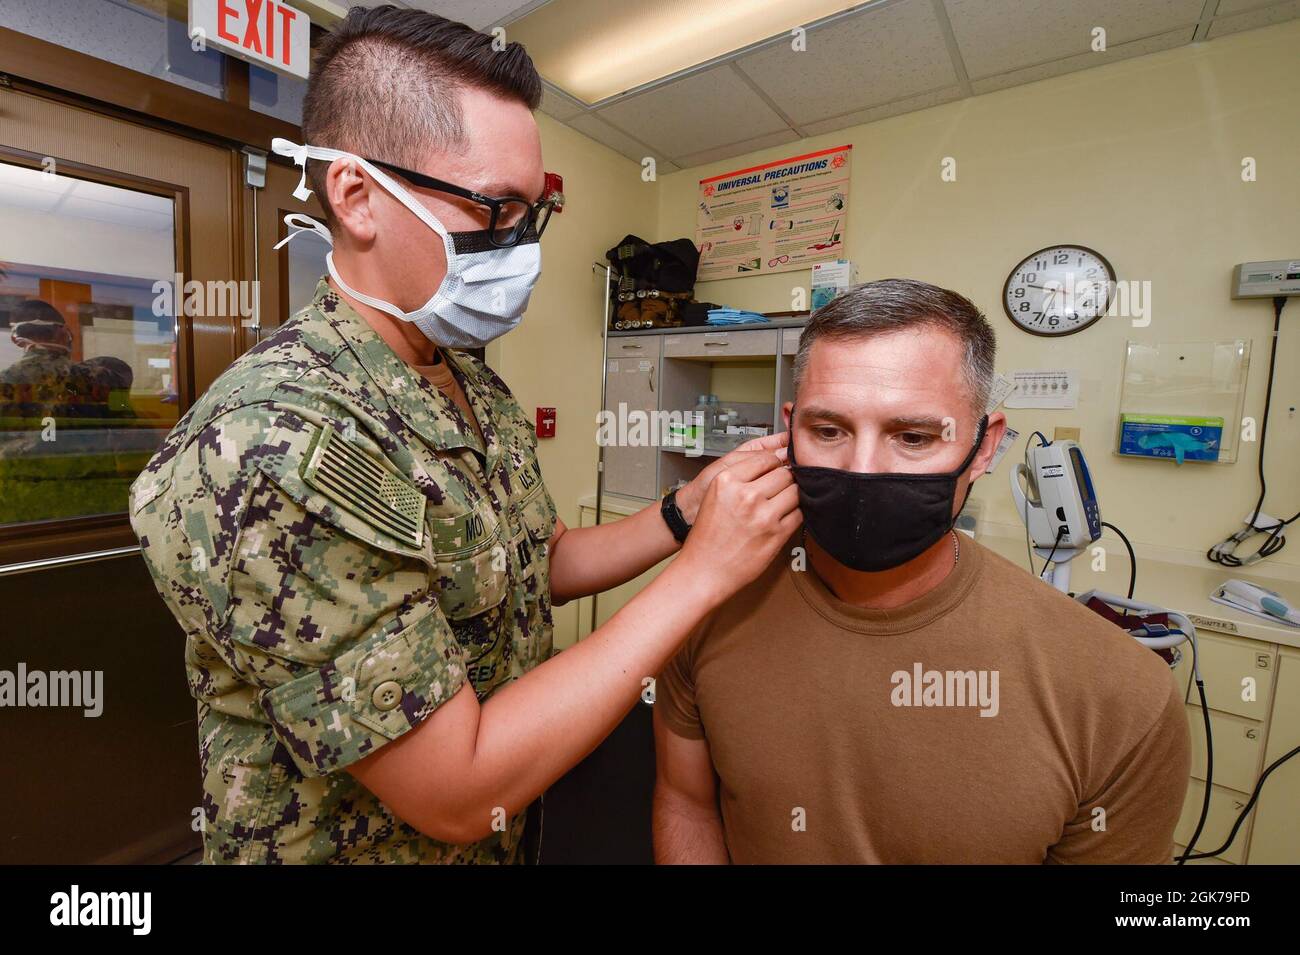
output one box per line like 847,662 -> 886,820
1183,293 -> 1296,858
1179,744 -> 1300,861
1100,520 -> 1136,600
1038,524 -> 1066,578
1208,295 -> 1294,566
1177,657 -> 1212,864
1023,432 -> 1051,575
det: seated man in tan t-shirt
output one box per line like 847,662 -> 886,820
653,278 -> 1190,864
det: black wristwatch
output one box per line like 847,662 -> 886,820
661,488 -> 692,544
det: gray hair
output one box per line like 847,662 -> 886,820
792,278 -> 996,414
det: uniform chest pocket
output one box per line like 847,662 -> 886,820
427,507 -> 508,620
512,484 -> 557,597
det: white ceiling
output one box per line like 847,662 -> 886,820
345,0 -> 1300,173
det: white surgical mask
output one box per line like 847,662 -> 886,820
271,137 -> 541,349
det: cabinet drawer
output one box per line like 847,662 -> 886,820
663,329 -> 778,359
1185,704 -> 1264,794
1193,632 -> 1275,721
781,327 -> 801,356
1245,647 -> 1300,864
608,335 -> 661,360
1176,779 -> 1253,865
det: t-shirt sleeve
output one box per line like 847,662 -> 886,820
655,632 -> 705,740
1046,671 -> 1190,864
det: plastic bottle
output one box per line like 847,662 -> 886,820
689,394 -> 712,452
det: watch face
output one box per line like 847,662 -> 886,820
1003,245 -> 1116,336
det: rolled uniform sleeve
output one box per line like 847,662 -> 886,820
140,404 -> 467,778
233,475 -> 467,776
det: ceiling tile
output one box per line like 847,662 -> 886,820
565,113 -> 679,172
1208,0 -> 1300,37
673,129 -> 803,170
944,0 -> 1205,79
734,0 -> 957,124
969,27 -> 1190,95
594,65 -> 790,158
1215,0 -> 1290,15
540,83 -> 586,121
799,85 -> 965,137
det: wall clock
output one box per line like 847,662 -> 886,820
1002,244 -> 1116,336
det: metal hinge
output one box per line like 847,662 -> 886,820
242,146 -> 267,189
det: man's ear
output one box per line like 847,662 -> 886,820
967,411 -> 1007,482
781,401 -> 793,431
324,157 -> 376,244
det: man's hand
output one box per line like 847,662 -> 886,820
673,449 -> 801,593
548,431 -> 794,605
674,430 -> 790,523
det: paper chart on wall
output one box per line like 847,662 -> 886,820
695,144 -> 851,281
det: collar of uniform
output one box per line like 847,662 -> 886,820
437,346 -> 503,470
309,278 -> 498,467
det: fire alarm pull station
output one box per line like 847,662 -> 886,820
536,407 -> 556,438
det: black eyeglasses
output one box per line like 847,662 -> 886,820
365,157 -> 555,248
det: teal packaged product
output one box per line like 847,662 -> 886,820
1118,414 -> 1223,464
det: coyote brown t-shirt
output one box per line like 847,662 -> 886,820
655,535 -> 1190,864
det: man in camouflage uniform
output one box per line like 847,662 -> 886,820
0,299 -> 87,419
132,278 -> 556,862
129,7 -> 799,864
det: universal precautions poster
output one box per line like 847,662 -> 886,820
696,144 -> 851,280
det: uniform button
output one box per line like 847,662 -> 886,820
372,680 -> 403,711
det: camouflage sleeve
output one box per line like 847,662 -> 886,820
142,403 -> 467,777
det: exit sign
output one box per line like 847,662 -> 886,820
189,0 -> 310,80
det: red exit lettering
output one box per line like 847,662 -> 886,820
216,0 -> 298,67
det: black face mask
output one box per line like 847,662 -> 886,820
787,408 -> 989,572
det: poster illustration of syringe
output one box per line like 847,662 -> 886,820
696,144 -> 851,281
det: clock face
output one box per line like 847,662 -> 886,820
1003,245 -> 1116,336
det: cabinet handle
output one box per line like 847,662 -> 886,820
704,340 -> 729,346
621,343 -> 643,350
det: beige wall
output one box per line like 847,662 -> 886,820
489,111 -> 657,637
654,20 -> 1300,572
496,20 -> 1300,595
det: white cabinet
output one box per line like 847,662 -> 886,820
1243,646 -> 1300,864
602,336 -> 661,499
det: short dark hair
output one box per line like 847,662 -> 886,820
794,278 -> 997,413
14,299 -> 64,325
301,5 -> 542,224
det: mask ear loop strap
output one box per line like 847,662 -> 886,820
272,213 -> 333,251
787,403 -> 799,467
948,414 -> 991,532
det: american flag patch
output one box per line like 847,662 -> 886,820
301,423 -> 426,548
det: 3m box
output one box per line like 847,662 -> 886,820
811,260 -> 857,310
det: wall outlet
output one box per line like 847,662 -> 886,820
1054,426 -> 1080,443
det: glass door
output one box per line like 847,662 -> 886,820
0,85 -> 239,863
